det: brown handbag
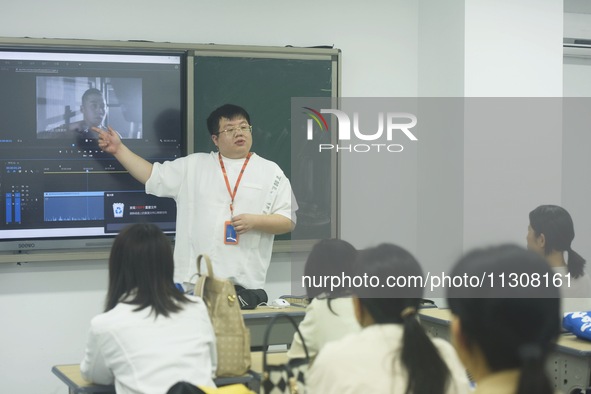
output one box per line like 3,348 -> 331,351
193,254 -> 252,377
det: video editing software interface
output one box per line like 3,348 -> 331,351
0,49 -> 185,243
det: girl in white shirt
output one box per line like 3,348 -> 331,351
307,243 -> 471,394
80,223 -> 217,394
287,239 -> 361,360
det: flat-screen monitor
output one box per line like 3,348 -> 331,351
0,47 -> 186,252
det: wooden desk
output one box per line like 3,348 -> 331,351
53,349 -> 294,393
52,365 -> 114,394
52,365 -> 255,394
419,308 -> 591,394
241,305 -> 305,348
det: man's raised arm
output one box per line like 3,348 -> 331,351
93,126 -> 153,185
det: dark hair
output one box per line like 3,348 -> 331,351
105,223 -> 191,317
304,238 -> 357,299
447,244 -> 560,394
206,104 -> 251,135
354,243 -> 450,394
529,204 -> 586,278
82,88 -> 103,104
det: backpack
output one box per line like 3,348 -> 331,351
193,254 -> 252,377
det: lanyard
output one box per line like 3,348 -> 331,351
218,152 -> 252,217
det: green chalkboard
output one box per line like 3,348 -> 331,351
193,52 -> 337,242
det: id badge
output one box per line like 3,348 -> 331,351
224,221 -> 239,245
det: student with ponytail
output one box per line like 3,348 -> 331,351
527,204 -> 591,313
447,244 -> 561,394
307,243 -> 470,394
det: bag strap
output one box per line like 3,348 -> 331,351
193,254 -> 214,299
197,254 -> 215,277
262,313 -> 310,371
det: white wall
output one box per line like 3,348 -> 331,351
564,4 -> 591,269
565,12 -> 591,39
463,0 -> 564,251
563,55 -> 591,274
416,1 -> 466,302
414,1 -> 564,305
0,1 -> 574,393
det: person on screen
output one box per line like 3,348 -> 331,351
93,104 -> 297,291
307,243 -> 471,394
80,223 -> 217,393
527,204 -> 591,314
447,244 -> 561,394
39,88 -> 106,139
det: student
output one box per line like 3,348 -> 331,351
447,244 -> 561,394
527,204 -> 591,313
287,238 -> 361,360
94,104 -> 296,290
307,243 -> 470,394
80,223 -> 217,394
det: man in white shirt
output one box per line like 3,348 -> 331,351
94,104 -> 296,289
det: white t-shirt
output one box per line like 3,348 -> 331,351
287,297 -> 361,360
80,295 -> 217,394
307,324 -> 471,394
146,152 -> 296,288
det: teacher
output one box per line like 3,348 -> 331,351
94,104 -> 297,290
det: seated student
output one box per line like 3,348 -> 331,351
527,204 -> 591,313
287,238 -> 361,360
307,243 -> 471,394
80,223 -> 217,394
447,244 -> 561,394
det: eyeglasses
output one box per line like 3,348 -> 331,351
218,124 -> 252,137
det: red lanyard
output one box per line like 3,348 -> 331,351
218,152 -> 252,217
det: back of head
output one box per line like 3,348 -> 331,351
206,104 -> 251,135
354,243 -> 449,394
353,243 -> 423,322
106,223 -> 187,317
447,244 -> 560,394
529,205 -> 574,254
304,238 -> 357,299
529,204 -> 585,277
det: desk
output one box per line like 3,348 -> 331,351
52,365 -> 114,394
419,308 -> 591,394
52,365 -> 255,394
241,306 -> 305,348
51,354 -> 289,394
418,307 -> 453,341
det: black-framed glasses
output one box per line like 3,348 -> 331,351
218,124 -> 252,137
